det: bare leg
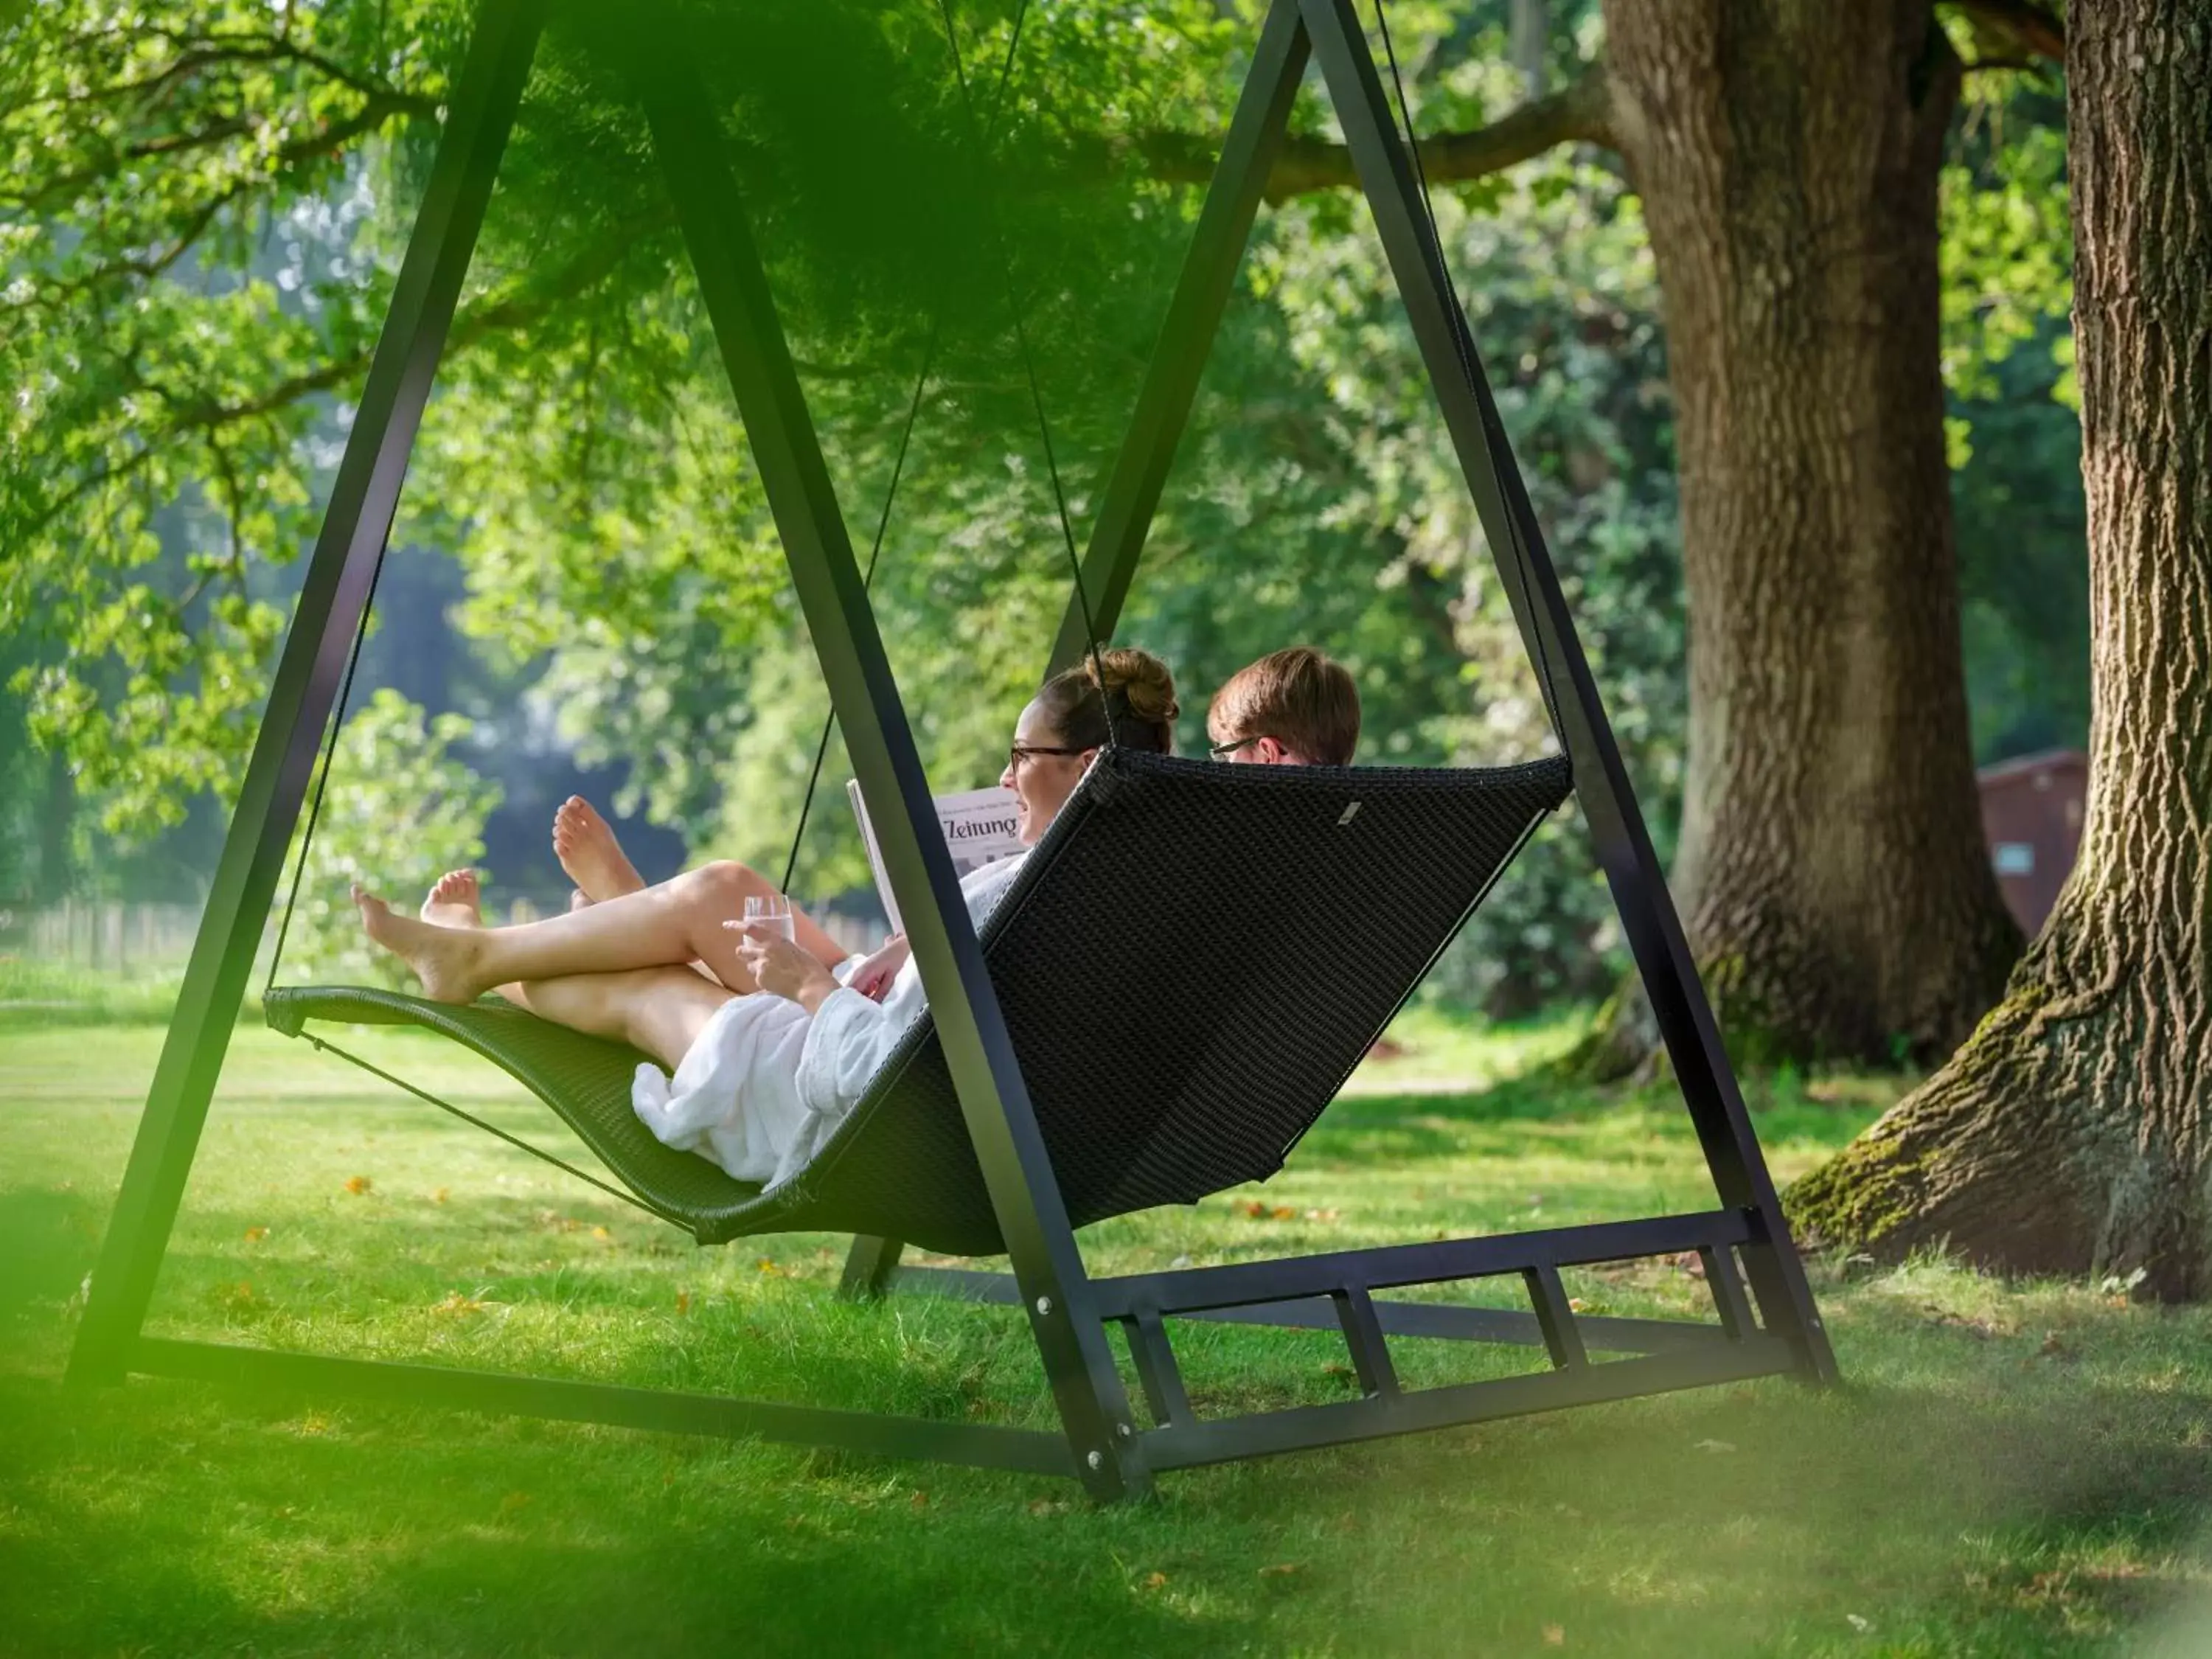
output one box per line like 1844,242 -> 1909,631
550,801 -> 846,970
510,964 -> 735,1071
354,858 -> 838,1004
414,869 -> 734,1062
554,796 -> 646,905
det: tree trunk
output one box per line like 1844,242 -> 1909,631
35,742 -> 74,903
1590,0 -> 2020,1067
1791,0 -> 2212,1298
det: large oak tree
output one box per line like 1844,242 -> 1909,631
1793,0 -> 2212,1298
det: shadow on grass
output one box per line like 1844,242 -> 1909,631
0,1377 -> 1231,1659
0,1188 -> 104,1323
4,1354 -> 2208,1658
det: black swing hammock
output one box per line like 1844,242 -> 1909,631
70,0 -> 1832,1498
257,0 -> 1576,1262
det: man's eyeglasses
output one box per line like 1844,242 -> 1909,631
1208,734 -> 1273,762
1008,742 -> 1088,770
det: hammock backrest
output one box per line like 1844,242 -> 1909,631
773,749 -> 1572,1253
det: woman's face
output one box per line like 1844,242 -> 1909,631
1000,697 -> 1094,846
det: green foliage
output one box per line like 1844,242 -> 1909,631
4,0 -> 2090,1009
275,689 -> 501,987
1939,73 -> 2075,436
1936,69 -> 2087,762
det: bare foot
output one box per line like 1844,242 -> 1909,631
422,869 -> 484,929
568,888 -> 591,914
553,796 -> 645,905
354,884 -> 485,1004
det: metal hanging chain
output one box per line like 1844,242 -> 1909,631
1371,0 -> 1566,744
265,532 -> 397,995
933,0 -> 1116,745
779,0 -> 1057,894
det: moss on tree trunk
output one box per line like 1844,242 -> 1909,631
1790,0 -> 2212,1298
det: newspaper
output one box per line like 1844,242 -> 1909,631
845,780 -> 1025,934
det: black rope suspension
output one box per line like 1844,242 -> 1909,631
1371,0 -> 1566,746
778,0 -> 1063,896
932,0 -> 1116,747
265,535 -> 395,995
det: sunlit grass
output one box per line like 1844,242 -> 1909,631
3,1015 -> 2210,1656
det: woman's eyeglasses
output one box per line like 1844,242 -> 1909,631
1008,742 -> 1088,770
1208,734 -> 1273,762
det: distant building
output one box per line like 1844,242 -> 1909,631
1977,750 -> 2088,935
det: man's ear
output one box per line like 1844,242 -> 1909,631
1258,736 -> 1287,765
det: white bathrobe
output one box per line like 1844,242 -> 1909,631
630,852 -> 1029,1189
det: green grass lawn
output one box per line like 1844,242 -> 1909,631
3,1006 -> 2209,1657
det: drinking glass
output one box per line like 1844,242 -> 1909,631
743,893 -> 796,942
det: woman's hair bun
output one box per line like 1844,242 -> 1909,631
1089,646 -> 1179,726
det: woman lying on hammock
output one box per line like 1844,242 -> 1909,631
353,647 -> 1178,1188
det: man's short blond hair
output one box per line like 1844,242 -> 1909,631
1208,647 -> 1361,765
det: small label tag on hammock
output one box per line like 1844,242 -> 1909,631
1338,801 -> 1362,827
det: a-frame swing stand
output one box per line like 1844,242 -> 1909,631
66,0 -> 1836,1503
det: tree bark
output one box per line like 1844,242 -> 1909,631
1593,0 -> 2020,1065
1791,0 -> 2212,1298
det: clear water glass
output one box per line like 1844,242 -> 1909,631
743,893 -> 796,942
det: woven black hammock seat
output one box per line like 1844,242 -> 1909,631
268,751 -> 1571,1254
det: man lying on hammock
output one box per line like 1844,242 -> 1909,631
354,644 -> 1357,1189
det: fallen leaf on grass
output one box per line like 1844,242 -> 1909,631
1026,1498 -> 1069,1517
434,1291 -> 488,1316
756,1257 -> 783,1276
1258,1562 -> 1304,1579
1239,1201 -> 1300,1221
343,1175 -> 372,1195
1846,1613 -> 1872,1633
226,1281 -> 255,1307
1693,1439 -> 1737,1454
591,1225 -> 611,1241
1542,1625 -> 1565,1647
431,1187 -> 449,1205
1568,1297 -> 1589,1312
499,1492 -> 531,1515
1141,1571 -> 1169,1591
243,1226 -> 268,1242
675,1291 -> 692,1316
1672,1251 -> 1707,1279
910,1491 -> 929,1509
2038,1331 -> 2070,1357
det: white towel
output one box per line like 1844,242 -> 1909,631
632,852 -> 1030,1189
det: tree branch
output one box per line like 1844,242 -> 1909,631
1946,0 -> 2065,63
1127,62 -> 1615,200
159,206 -> 673,434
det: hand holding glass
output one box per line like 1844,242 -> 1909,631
741,893 -> 794,942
